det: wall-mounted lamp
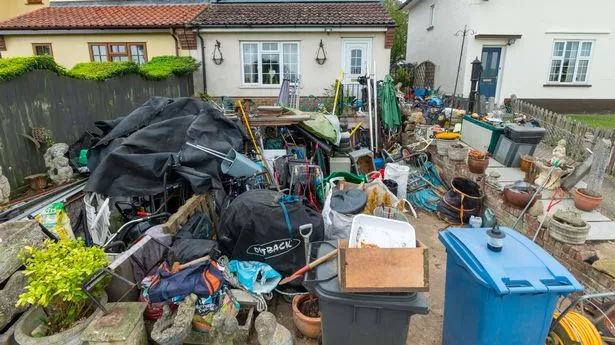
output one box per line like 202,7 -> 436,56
507,38 -> 517,46
212,40 -> 224,65
315,39 -> 327,65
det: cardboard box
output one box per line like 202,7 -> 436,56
337,239 -> 429,293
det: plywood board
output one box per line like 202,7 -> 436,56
338,241 -> 429,293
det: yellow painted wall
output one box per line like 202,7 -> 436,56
1,0 -> 47,21
2,33 -> 186,68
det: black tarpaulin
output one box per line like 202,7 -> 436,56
85,97 -> 246,197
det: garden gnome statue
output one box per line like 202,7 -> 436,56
0,166 -> 10,205
255,312 -> 293,345
551,139 -> 567,165
44,143 -> 73,185
210,311 -> 238,345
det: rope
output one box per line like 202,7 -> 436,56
552,311 -> 602,345
277,195 -> 299,237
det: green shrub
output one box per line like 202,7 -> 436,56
139,56 -> 200,80
0,55 -> 200,82
0,55 -> 65,82
69,61 -> 138,80
17,239 -> 109,334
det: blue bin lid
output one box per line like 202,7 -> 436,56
439,227 -> 583,295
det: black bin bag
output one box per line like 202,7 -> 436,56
217,190 -> 324,281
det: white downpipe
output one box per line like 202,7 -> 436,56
372,60 -> 378,151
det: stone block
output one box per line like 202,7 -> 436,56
0,221 -> 46,284
0,271 -> 28,330
81,302 -> 148,345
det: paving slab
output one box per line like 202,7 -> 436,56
541,199 -> 611,222
586,221 -> 615,241
488,158 -> 505,168
485,167 -> 526,183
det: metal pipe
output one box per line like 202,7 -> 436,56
366,63 -> 374,151
372,60 -> 378,151
170,28 -> 180,57
196,29 -> 207,93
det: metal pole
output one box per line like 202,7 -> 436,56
373,60 -> 378,151
451,25 -> 475,109
366,63 -> 374,151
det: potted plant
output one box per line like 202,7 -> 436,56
14,239 -> 109,345
292,294 -> 321,338
468,149 -> 490,174
574,188 -> 603,212
434,132 -> 460,156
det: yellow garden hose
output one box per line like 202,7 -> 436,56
551,311 -> 602,345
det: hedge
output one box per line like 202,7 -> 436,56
0,55 -> 199,82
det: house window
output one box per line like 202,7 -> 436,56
88,43 -> 148,64
350,49 -> 362,74
548,40 -> 593,83
26,0 -> 43,4
241,41 -> 300,86
428,4 -> 435,29
32,43 -> 52,56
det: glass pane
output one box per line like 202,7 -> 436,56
112,56 -> 121,62
262,53 -> 280,84
576,60 -> 589,82
283,43 -> 299,82
130,45 -> 138,56
92,46 -> 100,55
581,42 -> 592,57
99,46 -> 107,55
553,42 -> 565,57
35,45 -> 50,55
111,45 -> 126,53
242,43 -> 259,83
350,49 -> 362,74
262,43 -> 278,51
560,41 -> 579,82
490,52 -> 499,70
549,59 -> 562,82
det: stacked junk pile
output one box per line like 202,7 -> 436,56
0,71 -> 610,345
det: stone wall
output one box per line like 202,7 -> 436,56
429,148 -> 614,294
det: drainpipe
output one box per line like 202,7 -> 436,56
196,29 -> 207,93
170,28 -> 180,57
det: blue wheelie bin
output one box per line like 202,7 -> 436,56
439,227 -> 583,345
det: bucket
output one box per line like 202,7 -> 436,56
436,139 -> 458,156
221,149 -> 262,177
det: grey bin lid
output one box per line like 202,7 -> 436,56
304,241 -> 429,314
330,189 -> 367,215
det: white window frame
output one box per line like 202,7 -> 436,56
240,41 -> 300,88
547,40 -> 593,84
427,4 -> 435,30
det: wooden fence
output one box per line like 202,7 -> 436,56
0,70 -> 194,190
513,100 -> 615,175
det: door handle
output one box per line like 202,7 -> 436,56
482,79 -> 492,83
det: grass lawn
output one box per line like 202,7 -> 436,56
566,114 -> 615,129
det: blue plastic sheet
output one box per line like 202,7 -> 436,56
228,260 -> 282,294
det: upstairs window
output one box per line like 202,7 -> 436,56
241,41 -> 300,86
548,40 -> 593,83
88,42 -> 147,64
428,4 -> 435,30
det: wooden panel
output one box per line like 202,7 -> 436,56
162,194 -> 211,234
338,240 -> 429,293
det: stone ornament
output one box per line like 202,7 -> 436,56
0,166 -> 10,205
255,312 -> 293,345
44,143 -> 73,185
210,311 -> 238,345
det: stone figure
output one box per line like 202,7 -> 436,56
44,143 -> 73,185
210,311 -> 238,345
534,160 -> 565,190
255,312 -> 292,345
0,271 -> 28,330
0,166 -> 10,205
151,294 -> 197,345
551,139 -> 567,165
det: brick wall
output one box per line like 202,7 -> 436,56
385,27 -> 395,49
430,147 -> 614,293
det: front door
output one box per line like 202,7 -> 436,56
342,39 -> 371,99
479,47 -> 502,98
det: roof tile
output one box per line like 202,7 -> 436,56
192,2 -> 395,27
0,4 -> 207,30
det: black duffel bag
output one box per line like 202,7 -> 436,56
217,190 -> 324,280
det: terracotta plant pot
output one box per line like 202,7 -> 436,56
519,155 -> 535,173
292,294 -> 321,339
468,156 -> 489,174
574,188 -> 603,212
503,186 -> 541,209
24,173 -> 48,191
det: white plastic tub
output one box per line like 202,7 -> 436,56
349,214 -> 416,249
